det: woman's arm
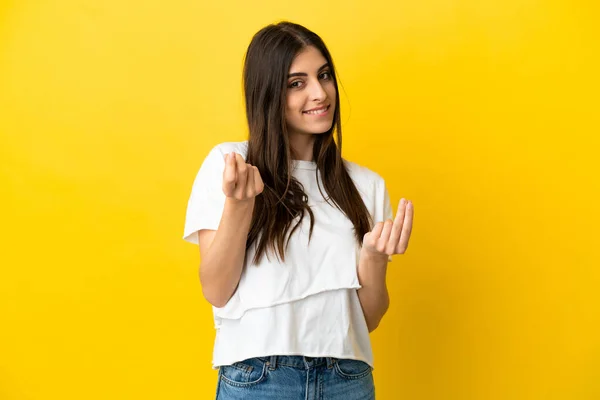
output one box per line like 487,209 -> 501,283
358,198 -> 414,332
357,251 -> 390,332
198,152 -> 264,308
198,198 -> 255,308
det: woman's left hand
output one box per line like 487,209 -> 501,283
362,198 -> 414,259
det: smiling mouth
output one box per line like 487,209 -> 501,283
303,105 -> 330,116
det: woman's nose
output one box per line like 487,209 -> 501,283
310,80 -> 327,102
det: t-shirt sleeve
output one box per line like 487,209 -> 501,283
182,146 -> 227,245
373,176 -> 394,262
372,175 -> 393,224
383,181 -> 393,223
383,182 -> 394,262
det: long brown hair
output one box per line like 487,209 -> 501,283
243,21 -> 372,264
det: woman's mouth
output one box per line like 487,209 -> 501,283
303,105 -> 330,116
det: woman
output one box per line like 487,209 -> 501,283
183,21 -> 414,400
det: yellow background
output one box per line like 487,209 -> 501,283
1,0 -> 598,399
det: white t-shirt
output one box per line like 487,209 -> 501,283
183,141 -> 393,369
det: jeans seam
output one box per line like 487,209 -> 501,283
220,362 -> 268,387
215,368 -> 222,399
333,362 -> 372,380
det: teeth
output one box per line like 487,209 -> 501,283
304,106 -> 327,115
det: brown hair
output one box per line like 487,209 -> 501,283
243,21 -> 372,264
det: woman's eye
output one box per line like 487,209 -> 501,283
320,72 -> 331,80
289,80 -> 303,88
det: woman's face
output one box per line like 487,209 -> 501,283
285,46 -> 337,138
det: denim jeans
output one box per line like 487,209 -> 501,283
215,355 -> 375,399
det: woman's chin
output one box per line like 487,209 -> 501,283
306,123 -> 334,135
288,122 -> 334,136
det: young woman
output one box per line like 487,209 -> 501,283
183,21 -> 414,400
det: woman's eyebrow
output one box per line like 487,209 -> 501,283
288,62 -> 330,78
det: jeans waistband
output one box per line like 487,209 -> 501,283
258,355 -> 337,370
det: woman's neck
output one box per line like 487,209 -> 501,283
288,133 -> 316,161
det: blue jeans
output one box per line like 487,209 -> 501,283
215,355 -> 375,399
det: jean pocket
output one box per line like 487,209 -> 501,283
333,358 -> 373,380
219,357 -> 268,387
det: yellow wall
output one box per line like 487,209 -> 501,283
1,1 -> 598,399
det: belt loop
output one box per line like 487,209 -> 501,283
268,355 -> 277,370
326,357 -> 336,369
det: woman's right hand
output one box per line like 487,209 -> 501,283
222,152 -> 265,202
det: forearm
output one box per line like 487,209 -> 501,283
199,198 -> 254,307
356,250 -> 390,332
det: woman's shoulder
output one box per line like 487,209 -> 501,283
343,158 -> 386,187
